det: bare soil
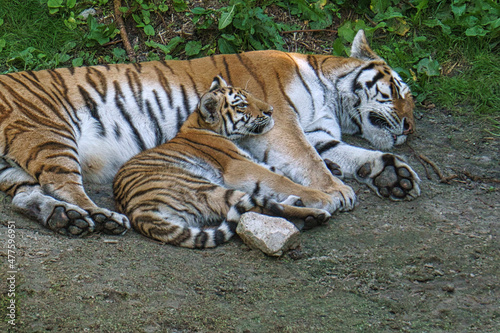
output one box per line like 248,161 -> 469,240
0,104 -> 499,332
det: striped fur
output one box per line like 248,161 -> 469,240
0,29 -> 418,237
113,77 -> 333,248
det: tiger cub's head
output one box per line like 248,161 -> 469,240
198,76 -> 274,139
342,30 -> 415,150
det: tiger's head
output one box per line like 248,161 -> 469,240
198,76 -> 274,139
338,30 -> 415,150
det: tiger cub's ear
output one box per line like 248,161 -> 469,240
350,29 -> 383,62
199,92 -> 222,124
209,75 -> 229,91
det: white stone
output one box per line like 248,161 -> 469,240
78,8 -> 97,19
236,212 -> 300,256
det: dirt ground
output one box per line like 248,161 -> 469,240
0,104 -> 498,332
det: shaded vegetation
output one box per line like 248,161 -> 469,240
0,0 -> 498,122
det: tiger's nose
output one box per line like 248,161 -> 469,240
264,106 -> 273,116
403,118 -> 413,135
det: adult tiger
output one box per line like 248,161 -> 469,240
113,76 -> 349,248
0,30 -> 419,236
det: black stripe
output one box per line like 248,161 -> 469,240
78,86 -> 105,136
195,231 -> 208,248
114,81 -> 147,151
126,68 -> 144,114
86,67 -> 108,102
222,56 -> 233,86
224,189 -> 236,206
315,140 -> 340,155
176,107 -> 184,132
3,181 -> 38,196
366,71 -> 384,90
180,84 -> 191,115
214,229 -> 225,245
145,100 -> 164,146
153,66 -> 173,109
236,53 -> 267,100
275,72 -> 299,115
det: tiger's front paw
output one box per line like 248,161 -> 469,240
356,154 -> 421,201
90,208 -> 131,235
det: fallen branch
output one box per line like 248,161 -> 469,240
408,144 -> 500,184
113,0 -> 136,62
417,153 -> 447,181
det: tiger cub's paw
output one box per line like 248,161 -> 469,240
356,153 -> 421,201
89,208 -> 131,235
47,205 -> 95,237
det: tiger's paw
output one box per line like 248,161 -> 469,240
281,204 -> 331,230
47,205 -> 95,237
356,153 -> 421,201
303,208 -> 331,229
90,208 -> 131,235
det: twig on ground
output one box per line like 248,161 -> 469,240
408,144 -> 500,184
113,0 -> 136,62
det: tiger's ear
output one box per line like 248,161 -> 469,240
199,93 -> 221,124
350,30 -> 382,61
209,75 -> 228,91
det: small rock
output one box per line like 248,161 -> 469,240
442,284 -> 455,292
237,212 -> 300,256
78,8 -> 97,19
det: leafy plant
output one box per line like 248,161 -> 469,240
192,0 -> 286,54
120,0 -> 170,37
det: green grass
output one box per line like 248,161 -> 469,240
0,0 -> 498,124
0,0 -> 83,72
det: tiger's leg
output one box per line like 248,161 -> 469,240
305,130 -> 421,200
238,118 -> 356,212
228,194 -> 331,230
0,157 -> 94,236
35,166 -> 130,235
3,136 -> 130,235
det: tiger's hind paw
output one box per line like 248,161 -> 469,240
357,153 -> 421,201
47,205 -> 95,237
90,209 -> 131,235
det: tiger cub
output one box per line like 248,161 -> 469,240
113,77 -> 335,248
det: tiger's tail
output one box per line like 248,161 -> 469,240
130,192 -> 281,249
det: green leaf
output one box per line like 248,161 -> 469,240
146,36 -> 185,55
338,21 -> 355,42
219,5 -> 235,30
159,4 -> 169,12
0,18 -> 4,26
173,0 -> 187,12
47,0 -> 63,8
191,7 -> 208,15
112,47 -> 126,59
67,0 -> 76,9
218,38 -> 236,54
423,18 -> 451,35
451,4 -> 466,18
185,41 -> 202,56
144,25 -> 155,36
465,26 -> 488,37
0,39 -> 6,53
72,57 -> 84,67
417,58 -> 440,77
